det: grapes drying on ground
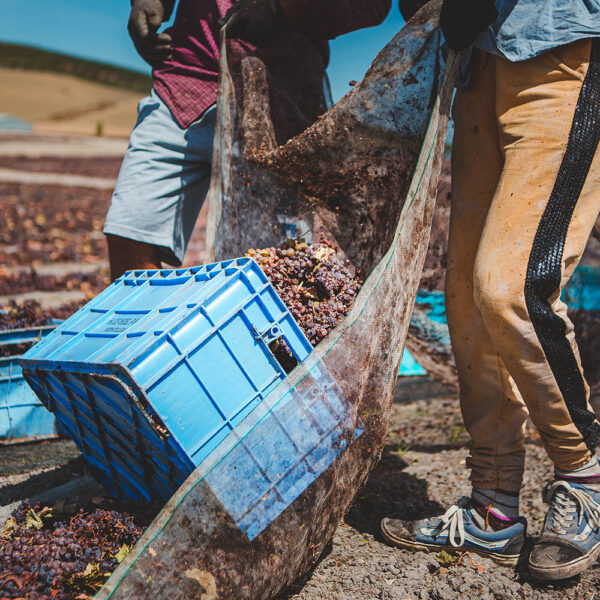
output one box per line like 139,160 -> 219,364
0,500 -> 149,600
0,299 -> 84,331
0,268 -> 107,297
0,299 -> 85,357
247,239 -> 362,346
0,300 -> 55,331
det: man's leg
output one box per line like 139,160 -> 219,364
104,90 -> 216,280
106,235 -> 162,280
473,39 -> 600,476
449,51 -> 530,500
471,39 -> 600,579
379,51 -> 529,565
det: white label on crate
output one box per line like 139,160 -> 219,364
102,315 -> 143,333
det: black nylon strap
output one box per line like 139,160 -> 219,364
524,39 -> 600,451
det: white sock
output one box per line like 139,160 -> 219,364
555,455 -> 600,492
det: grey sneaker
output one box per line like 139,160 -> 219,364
381,497 -> 526,566
529,480 -> 600,581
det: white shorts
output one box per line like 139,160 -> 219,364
104,89 -> 216,266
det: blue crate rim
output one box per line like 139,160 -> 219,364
0,321 -> 63,347
20,360 -> 171,441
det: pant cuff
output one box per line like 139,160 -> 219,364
470,477 -> 522,494
551,451 -> 593,474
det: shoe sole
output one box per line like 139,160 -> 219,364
380,520 -> 520,567
528,540 -> 600,582
381,523 -> 521,567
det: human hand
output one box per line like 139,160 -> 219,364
218,0 -> 286,47
128,0 -> 173,67
440,0 -> 498,52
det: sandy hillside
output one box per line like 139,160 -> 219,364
0,68 -> 145,137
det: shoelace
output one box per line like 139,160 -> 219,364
545,480 -> 600,535
438,504 -> 466,547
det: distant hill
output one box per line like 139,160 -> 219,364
0,42 -> 152,94
0,67 -> 144,138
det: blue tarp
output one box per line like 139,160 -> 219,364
399,264 -> 600,376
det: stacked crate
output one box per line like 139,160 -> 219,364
1,323 -> 61,443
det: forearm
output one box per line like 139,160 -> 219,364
279,0 -> 391,40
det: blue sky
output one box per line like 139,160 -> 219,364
0,0 -> 405,102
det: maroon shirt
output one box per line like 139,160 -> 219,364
153,0 -> 391,129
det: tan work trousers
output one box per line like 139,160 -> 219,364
448,39 -> 600,493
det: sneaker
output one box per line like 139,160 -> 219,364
380,497 -> 526,566
528,480 -> 600,581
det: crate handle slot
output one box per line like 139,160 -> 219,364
254,324 -> 281,344
253,324 -> 299,374
267,337 -> 299,375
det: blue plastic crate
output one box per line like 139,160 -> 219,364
20,258 -> 314,501
0,357 -> 62,443
0,322 -> 61,346
0,323 -> 62,443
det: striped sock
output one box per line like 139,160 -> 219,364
555,456 -> 600,492
470,488 -> 520,531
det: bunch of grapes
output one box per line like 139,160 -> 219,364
0,501 -> 146,600
247,239 -> 362,346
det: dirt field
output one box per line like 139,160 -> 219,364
4,377 -> 600,599
1,134 -> 599,599
0,68 -> 143,137
275,377 -> 600,600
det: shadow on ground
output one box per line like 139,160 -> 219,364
345,443 -> 444,536
0,457 -> 88,505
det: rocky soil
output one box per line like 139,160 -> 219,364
276,377 -> 600,600
3,377 -> 598,599
1,137 -> 599,600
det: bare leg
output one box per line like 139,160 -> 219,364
106,234 -> 162,281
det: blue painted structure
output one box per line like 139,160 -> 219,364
0,113 -> 32,132
563,265 -> 600,311
398,348 -> 427,376
20,258 -> 314,502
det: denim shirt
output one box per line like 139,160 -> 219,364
475,0 -> 600,62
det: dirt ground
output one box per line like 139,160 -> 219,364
274,377 -> 600,600
3,376 -> 599,599
2,133 -> 600,599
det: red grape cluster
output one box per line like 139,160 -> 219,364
247,239 -> 362,346
0,501 -> 145,600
